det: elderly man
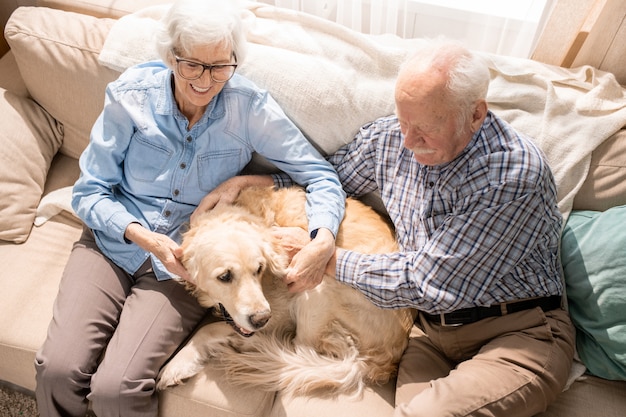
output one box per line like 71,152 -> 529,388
277,38 -> 575,416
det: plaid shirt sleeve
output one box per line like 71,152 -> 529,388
332,113 -> 563,313
327,121 -> 382,197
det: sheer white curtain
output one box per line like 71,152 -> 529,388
256,0 -> 555,58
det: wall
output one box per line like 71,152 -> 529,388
532,0 -> 626,85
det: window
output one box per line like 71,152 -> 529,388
257,0 -> 555,58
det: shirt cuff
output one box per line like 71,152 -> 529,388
107,211 -> 141,244
335,248 -> 361,286
308,211 -> 341,238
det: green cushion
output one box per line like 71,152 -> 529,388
561,205 -> 626,380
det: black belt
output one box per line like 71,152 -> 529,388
422,295 -> 562,327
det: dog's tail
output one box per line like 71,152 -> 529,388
216,333 -> 371,398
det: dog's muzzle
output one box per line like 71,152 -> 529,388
218,304 -> 271,338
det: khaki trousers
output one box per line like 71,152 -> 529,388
395,307 -> 575,417
35,228 -> 208,417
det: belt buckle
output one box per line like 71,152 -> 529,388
439,313 -> 464,327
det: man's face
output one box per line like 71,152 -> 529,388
395,72 -> 473,166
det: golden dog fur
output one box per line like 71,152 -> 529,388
156,186 -> 413,397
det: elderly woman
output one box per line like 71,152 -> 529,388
34,0 -> 345,416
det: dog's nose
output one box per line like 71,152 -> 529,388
250,311 -> 271,329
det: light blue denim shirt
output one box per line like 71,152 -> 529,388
72,61 -> 345,280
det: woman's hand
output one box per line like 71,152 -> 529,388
124,223 -> 190,281
190,175 -> 274,224
272,226 -> 310,261
272,227 -> 336,293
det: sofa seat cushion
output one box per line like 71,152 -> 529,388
0,210 -> 81,390
561,205 -> 626,380
0,88 -> 63,243
269,382 -> 395,417
159,367 -> 275,417
536,375 -> 626,417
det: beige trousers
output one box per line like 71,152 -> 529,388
395,307 -> 575,417
35,228 -> 208,417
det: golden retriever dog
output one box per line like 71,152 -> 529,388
156,186 -> 414,397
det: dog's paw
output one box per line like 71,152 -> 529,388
156,367 -> 181,391
156,362 -> 184,390
156,361 -> 198,390
156,322 -> 236,390
156,351 -> 206,390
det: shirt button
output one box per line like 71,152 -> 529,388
186,136 -> 192,143
164,210 -> 171,217
180,163 -> 187,169
173,189 -> 180,196
428,181 -> 435,188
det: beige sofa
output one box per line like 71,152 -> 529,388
2,1 -> 626,416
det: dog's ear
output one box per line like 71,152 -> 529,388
179,241 -> 199,286
183,268 -> 198,286
261,239 -> 288,278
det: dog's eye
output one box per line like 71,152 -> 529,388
256,263 -> 264,275
217,270 -> 232,283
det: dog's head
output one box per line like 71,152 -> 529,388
181,206 -> 287,337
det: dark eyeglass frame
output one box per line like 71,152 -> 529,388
171,50 -> 238,83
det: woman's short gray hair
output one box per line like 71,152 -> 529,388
156,0 -> 247,66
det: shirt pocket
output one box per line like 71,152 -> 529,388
197,149 -> 244,192
126,136 -> 174,183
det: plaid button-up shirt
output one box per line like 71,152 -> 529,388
327,111 -> 563,314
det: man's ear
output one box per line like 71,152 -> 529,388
470,99 -> 488,133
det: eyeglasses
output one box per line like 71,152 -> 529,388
172,51 -> 238,83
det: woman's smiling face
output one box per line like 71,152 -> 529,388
171,42 -> 234,123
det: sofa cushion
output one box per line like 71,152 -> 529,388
0,88 -> 63,243
0,211 -> 81,390
269,382 -> 395,417
159,366 -> 275,417
535,375 -> 626,417
573,129 -> 626,212
0,51 -> 28,97
4,6 -> 119,159
561,206 -> 626,380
